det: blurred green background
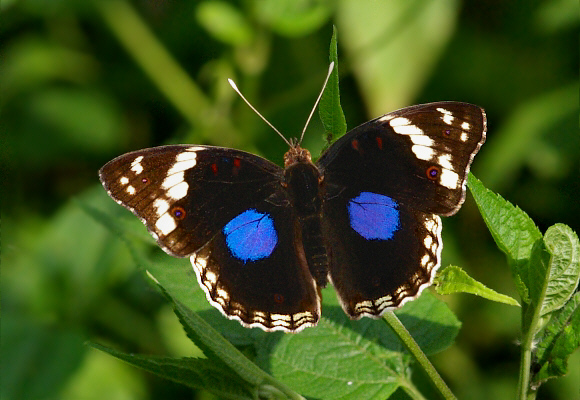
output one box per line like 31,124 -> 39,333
2,0 -> 578,399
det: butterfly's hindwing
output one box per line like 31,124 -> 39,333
99,145 -> 283,257
322,188 -> 442,318
318,102 -> 486,216
191,201 -> 320,332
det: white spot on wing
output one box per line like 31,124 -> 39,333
271,314 -> 291,322
196,257 -> 207,272
216,288 -> 229,301
460,132 -> 468,142
155,213 -> 176,235
410,135 -> 434,146
120,176 -> 129,185
440,169 -> 459,189
392,124 -> 424,136
168,151 -> 197,175
438,154 -> 454,170
389,117 -> 411,126
167,181 -> 189,200
205,270 -> 217,285
461,121 -> 470,130
412,145 -> 435,161
127,185 -> 136,195
131,156 -> 144,174
153,198 -> 170,216
162,172 -> 184,189
437,108 -> 454,125
424,218 -> 435,232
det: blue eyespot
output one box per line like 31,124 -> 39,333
347,192 -> 400,240
223,209 -> 278,263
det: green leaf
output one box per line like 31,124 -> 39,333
90,343 -> 254,399
256,314 -> 405,399
196,1 -> 253,46
531,292 -> 580,387
435,265 -> 520,306
253,290 -> 459,399
167,292 -> 267,386
468,174 -> 543,304
166,290 -> 302,399
394,290 -> 461,356
318,287 -> 460,357
539,224 -> 580,316
319,26 -> 347,145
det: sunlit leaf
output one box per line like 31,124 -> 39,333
532,292 -> 580,387
468,174 -> 543,304
435,265 -> 520,306
319,26 -> 347,146
538,224 -> 580,316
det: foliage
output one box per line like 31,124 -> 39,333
468,175 -> 579,398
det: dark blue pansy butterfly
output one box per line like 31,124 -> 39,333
100,68 -> 486,332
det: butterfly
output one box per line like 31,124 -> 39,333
100,83 -> 486,332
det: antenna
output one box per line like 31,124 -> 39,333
228,78 -> 292,147
298,61 -> 335,145
228,61 -> 335,148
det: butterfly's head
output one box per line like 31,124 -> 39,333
283,144 -> 312,167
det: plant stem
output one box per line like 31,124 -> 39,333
383,311 -> 456,400
259,383 -> 305,400
400,381 -> 428,400
517,335 -> 533,400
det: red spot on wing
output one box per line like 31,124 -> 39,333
375,136 -> 383,149
233,158 -> 241,168
351,139 -> 359,151
211,163 -> 218,176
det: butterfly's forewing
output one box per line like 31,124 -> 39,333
318,102 -> 486,318
318,102 -> 486,216
100,145 -> 282,256
100,145 -> 320,331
